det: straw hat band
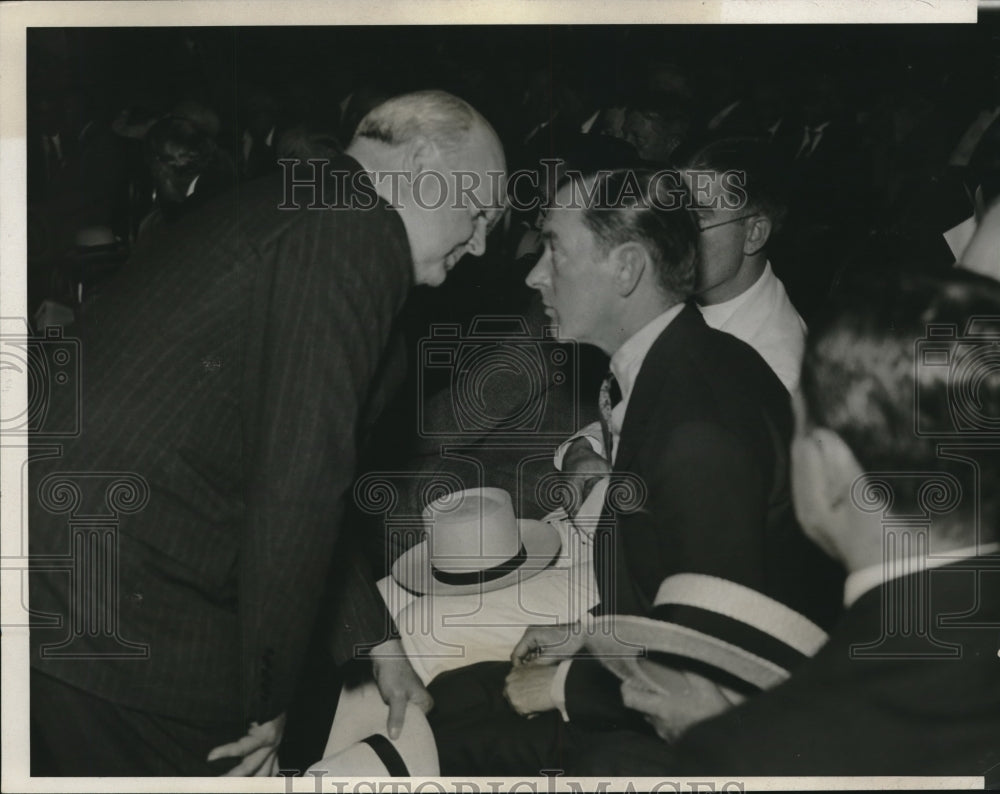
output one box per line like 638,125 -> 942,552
431,543 -> 528,586
360,734 -> 409,777
644,649 -> 772,696
644,604 -> 811,675
654,573 -> 829,655
392,487 -> 562,596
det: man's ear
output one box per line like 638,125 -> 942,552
743,215 -> 772,257
610,241 -> 649,297
402,135 -> 440,176
802,426 -> 864,513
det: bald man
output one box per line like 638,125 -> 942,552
29,90 -> 506,776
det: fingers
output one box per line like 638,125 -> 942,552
411,686 -> 434,714
221,747 -> 274,777
512,625 -> 578,666
383,678 -> 433,739
620,681 -> 642,710
386,692 -> 407,741
511,633 -> 538,666
512,634 -> 550,666
206,730 -> 264,762
372,654 -> 434,739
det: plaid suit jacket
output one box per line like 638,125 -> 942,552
29,156 -> 412,724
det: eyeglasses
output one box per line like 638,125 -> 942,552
696,214 -> 755,232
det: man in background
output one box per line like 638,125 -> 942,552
585,268 -> 1000,778
680,136 -> 806,391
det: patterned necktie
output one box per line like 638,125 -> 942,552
598,371 -> 622,461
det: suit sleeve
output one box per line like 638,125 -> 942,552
564,655 -> 651,730
240,208 -> 408,723
633,420 -> 769,592
566,420 -> 770,720
326,535 -> 400,664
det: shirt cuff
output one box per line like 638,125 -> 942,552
553,422 -> 605,470
549,659 -> 573,722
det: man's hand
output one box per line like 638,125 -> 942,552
371,639 -> 434,739
503,665 -> 559,716
511,623 -> 585,667
620,671 -> 734,743
560,438 -> 611,517
206,712 -> 286,776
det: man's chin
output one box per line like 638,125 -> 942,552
414,260 -> 448,287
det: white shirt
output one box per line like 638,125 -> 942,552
843,542 -> 1000,608
553,304 -> 684,468
698,262 -> 807,392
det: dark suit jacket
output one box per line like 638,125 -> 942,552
427,305 -> 844,776
664,556 -> 1000,779
565,303 -> 843,724
29,156 -> 412,725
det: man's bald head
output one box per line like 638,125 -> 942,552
347,90 -> 506,287
352,90 -> 492,158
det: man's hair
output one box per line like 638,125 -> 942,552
679,136 -> 790,234
576,168 -> 699,302
276,124 -> 342,161
146,116 -> 216,179
800,269 -> 1000,539
352,90 -> 482,155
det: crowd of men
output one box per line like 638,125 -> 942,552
24,24 -> 1000,782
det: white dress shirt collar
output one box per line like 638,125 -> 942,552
605,303 -> 685,462
609,303 -> 685,408
698,261 -> 773,330
844,541 -> 1000,607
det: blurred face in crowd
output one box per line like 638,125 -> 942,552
403,122 -> 506,287
624,110 -> 683,163
151,141 -> 201,204
681,167 -> 767,305
525,184 -> 619,351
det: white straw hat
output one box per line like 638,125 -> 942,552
587,573 -> 829,695
391,487 -> 562,596
306,681 -> 438,777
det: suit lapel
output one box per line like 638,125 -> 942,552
591,303 -> 707,615
614,303 -> 704,473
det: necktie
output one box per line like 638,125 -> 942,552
598,371 -> 622,461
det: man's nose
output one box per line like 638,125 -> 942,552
525,250 -> 549,289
